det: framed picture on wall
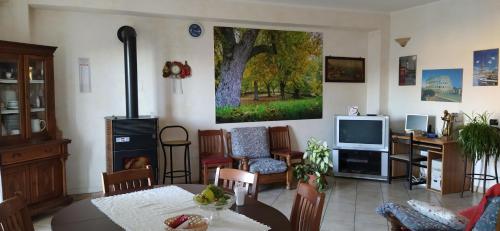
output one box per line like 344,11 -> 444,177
421,68 -> 463,103
325,56 -> 365,83
473,48 -> 498,86
399,55 -> 417,86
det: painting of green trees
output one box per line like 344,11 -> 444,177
214,26 -> 323,123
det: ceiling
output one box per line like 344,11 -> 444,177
230,0 -> 440,13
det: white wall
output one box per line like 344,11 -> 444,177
389,0 -> 500,188
17,0 -> 389,194
0,0 -> 30,42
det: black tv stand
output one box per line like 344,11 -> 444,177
332,148 -> 388,181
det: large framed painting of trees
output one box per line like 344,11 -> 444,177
214,27 -> 323,123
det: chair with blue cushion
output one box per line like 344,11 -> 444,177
377,197 -> 500,231
226,127 -> 293,189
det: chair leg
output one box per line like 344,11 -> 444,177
286,167 -> 293,190
183,146 -> 188,184
203,165 -> 209,185
461,157 -> 468,198
408,161 -> 412,190
187,145 -> 192,183
169,146 -> 174,184
483,157 -> 489,194
199,161 -> 202,184
388,158 -> 392,184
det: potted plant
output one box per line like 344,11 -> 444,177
293,138 -> 333,192
457,112 -> 500,164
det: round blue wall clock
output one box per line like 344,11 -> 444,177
188,23 -> 203,38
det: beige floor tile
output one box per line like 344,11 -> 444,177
354,222 -> 388,231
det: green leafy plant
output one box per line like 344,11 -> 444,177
293,138 -> 332,192
457,112 -> 500,163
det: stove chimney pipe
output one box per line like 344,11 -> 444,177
117,26 -> 138,118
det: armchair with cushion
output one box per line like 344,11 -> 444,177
226,127 -> 293,189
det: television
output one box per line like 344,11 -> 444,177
334,115 -> 390,152
405,114 -> 429,133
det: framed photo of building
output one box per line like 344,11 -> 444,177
399,55 -> 417,86
325,56 -> 365,83
421,69 -> 463,103
473,48 -> 498,86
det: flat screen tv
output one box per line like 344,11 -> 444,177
334,115 -> 390,151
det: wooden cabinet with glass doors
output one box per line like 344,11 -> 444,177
0,40 -> 71,215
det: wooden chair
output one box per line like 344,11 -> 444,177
226,131 -> 293,189
0,196 -> 34,231
389,131 -> 427,190
290,182 -> 325,231
198,129 -> 232,185
214,167 -> 259,199
102,165 -> 154,196
268,126 -> 304,164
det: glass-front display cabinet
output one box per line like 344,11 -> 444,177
0,40 -> 71,216
0,41 -> 56,145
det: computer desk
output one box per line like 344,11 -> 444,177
391,134 -> 471,195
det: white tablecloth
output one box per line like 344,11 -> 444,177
91,186 -> 271,231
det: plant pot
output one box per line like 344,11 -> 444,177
306,174 -> 328,188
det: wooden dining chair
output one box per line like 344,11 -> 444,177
0,196 -> 34,231
290,182 -> 325,231
268,125 -> 304,164
214,167 -> 259,199
102,165 -> 154,196
198,129 -> 232,185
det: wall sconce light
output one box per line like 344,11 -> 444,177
395,37 -> 411,47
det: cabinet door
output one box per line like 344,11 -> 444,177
25,56 -> 51,139
29,158 -> 63,203
0,54 -> 26,145
1,165 -> 31,202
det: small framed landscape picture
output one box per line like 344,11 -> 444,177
325,56 -> 365,83
399,55 -> 417,86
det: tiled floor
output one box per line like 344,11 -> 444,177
34,177 -> 482,231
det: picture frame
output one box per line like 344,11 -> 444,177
325,56 -> 365,83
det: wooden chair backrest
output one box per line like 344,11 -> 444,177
0,196 -> 34,231
102,165 -> 154,196
214,167 -> 259,199
198,129 -> 225,158
268,126 -> 291,152
290,182 -> 325,231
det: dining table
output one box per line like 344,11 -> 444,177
51,184 -> 291,231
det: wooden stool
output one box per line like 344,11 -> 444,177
160,125 -> 192,184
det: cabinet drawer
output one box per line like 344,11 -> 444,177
1,144 -> 62,165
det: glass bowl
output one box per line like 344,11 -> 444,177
193,194 -> 235,223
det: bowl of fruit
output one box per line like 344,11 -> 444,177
193,185 -> 235,222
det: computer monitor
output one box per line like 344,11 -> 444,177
405,114 -> 429,132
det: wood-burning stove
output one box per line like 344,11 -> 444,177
105,116 -> 158,180
105,26 -> 158,181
